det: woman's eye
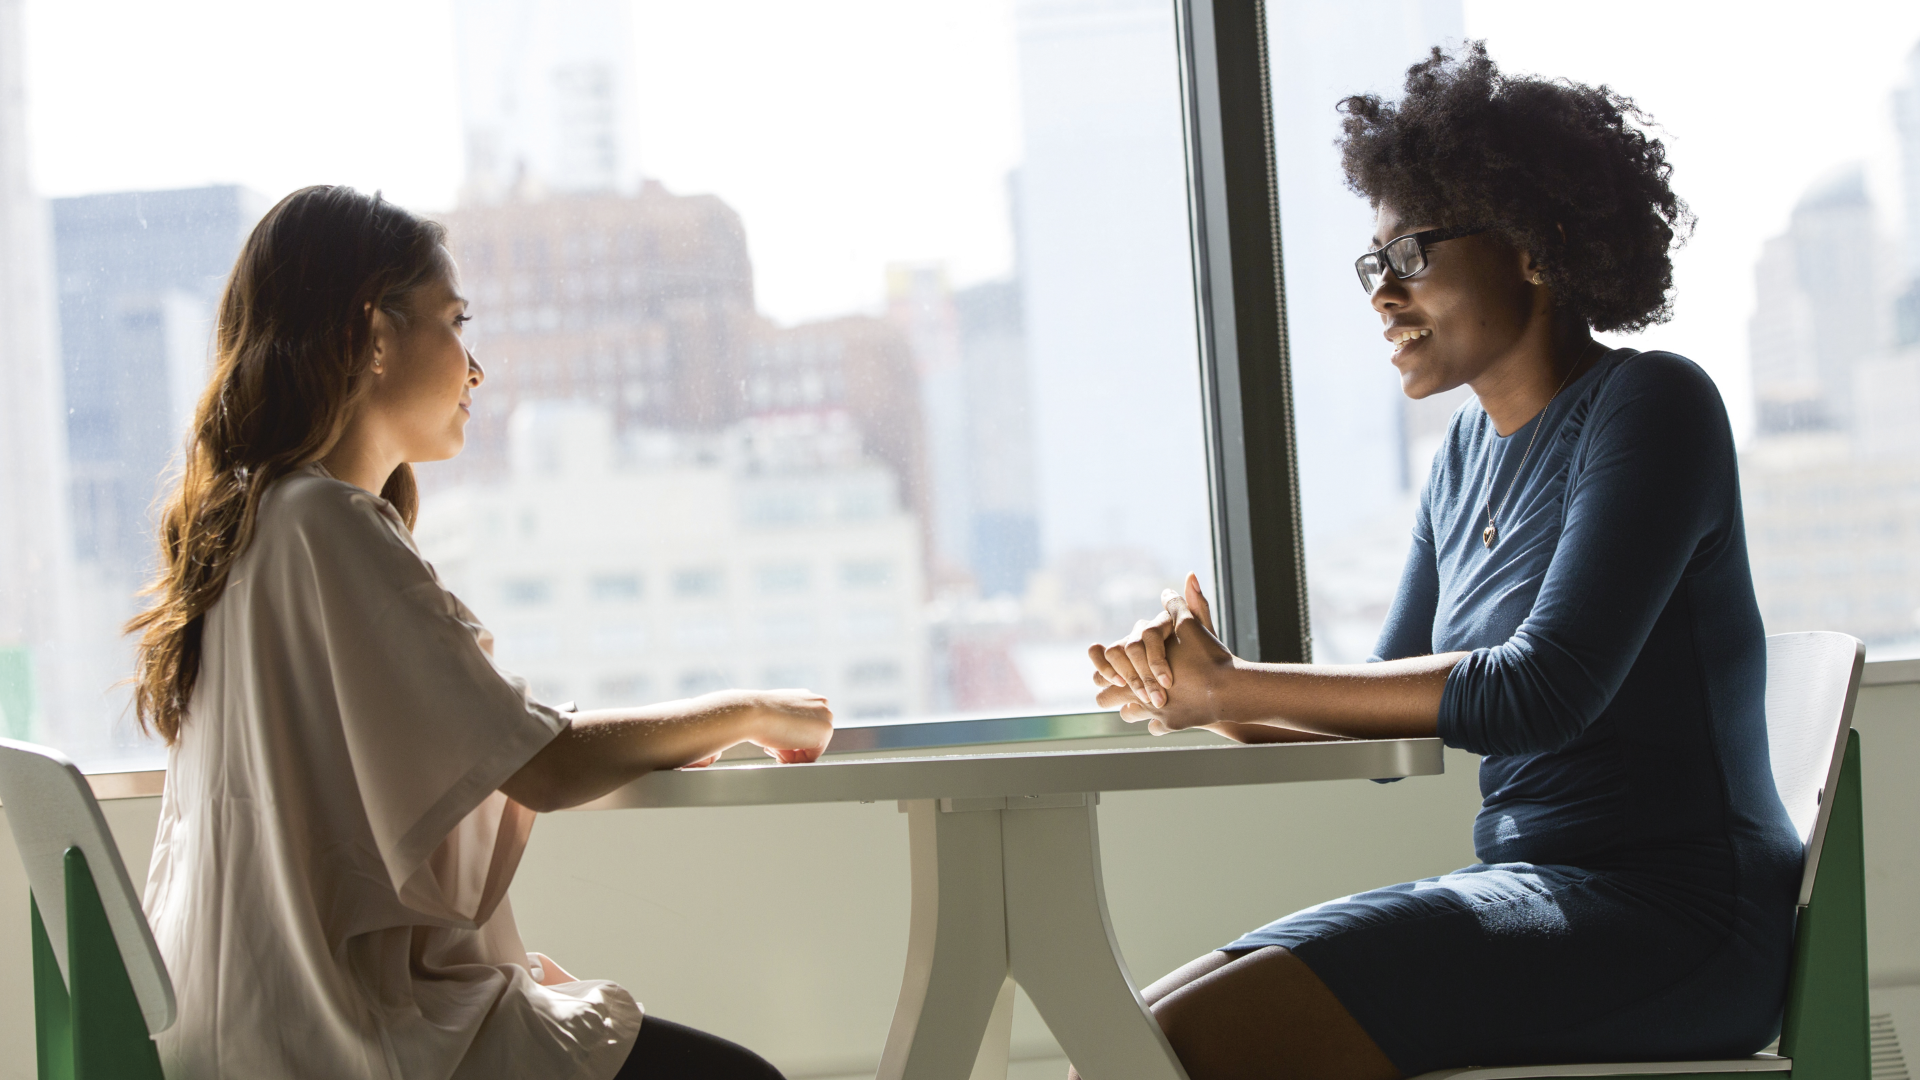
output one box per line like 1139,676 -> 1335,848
453,314 -> 472,328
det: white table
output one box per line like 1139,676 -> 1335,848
583,728 -> 1445,1080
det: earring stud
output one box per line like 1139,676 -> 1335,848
1530,273 -> 1545,285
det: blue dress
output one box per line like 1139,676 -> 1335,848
1222,350 -> 1802,1073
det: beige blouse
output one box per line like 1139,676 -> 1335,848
143,465 -> 642,1080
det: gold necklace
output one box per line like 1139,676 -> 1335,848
1481,342 -> 1600,549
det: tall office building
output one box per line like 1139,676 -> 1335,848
1012,0 -> 1211,577
440,185 -> 929,526
1264,0 -> 1465,661
882,265 -> 1041,597
0,0 -> 78,739
886,265 -> 971,577
1748,167 -> 1889,433
1269,0 -> 1464,532
745,313 -> 930,553
955,278 -> 1040,598
416,404 -> 929,719
454,0 -> 638,204
1895,42 -> 1920,346
50,186 -> 264,587
442,185 -> 758,472
1742,128 -> 1920,649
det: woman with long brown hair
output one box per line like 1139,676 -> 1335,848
133,185 -> 832,1080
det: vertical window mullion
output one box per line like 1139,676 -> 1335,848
1176,0 -> 1311,663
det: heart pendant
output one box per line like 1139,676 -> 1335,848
1482,524 -> 1497,548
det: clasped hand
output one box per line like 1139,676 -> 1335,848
1087,573 -> 1239,734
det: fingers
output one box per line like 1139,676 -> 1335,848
1104,637 -> 1159,708
1122,633 -> 1169,708
1087,642 -> 1126,688
1164,590 -> 1194,633
1185,573 -> 1217,636
1096,681 -> 1139,711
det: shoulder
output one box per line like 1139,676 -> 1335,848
1592,350 -> 1726,415
1574,350 -> 1737,484
256,467 -> 421,567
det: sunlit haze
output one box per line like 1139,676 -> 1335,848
22,0 -> 1920,444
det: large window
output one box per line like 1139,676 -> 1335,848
1273,1 -> 1920,664
17,0 -> 1904,774
1,0 -> 1222,769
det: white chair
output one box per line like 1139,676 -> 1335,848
0,737 -> 174,1079
1410,631 -> 1869,1079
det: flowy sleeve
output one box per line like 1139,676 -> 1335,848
282,479 -> 568,928
1437,354 -> 1741,756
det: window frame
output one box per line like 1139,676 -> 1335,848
1176,0 -> 1312,663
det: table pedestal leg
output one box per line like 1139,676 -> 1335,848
969,978 -> 1016,1080
879,800 -> 1010,1080
880,796 -> 1191,1080
1003,799 -> 1188,1080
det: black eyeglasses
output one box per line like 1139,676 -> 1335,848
1354,225 -> 1489,294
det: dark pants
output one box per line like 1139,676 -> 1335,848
611,1016 -> 785,1080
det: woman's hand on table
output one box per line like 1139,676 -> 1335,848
737,688 -> 835,764
1088,573 -> 1456,744
1089,573 -> 1240,734
675,689 -> 835,768
502,689 -> 835,810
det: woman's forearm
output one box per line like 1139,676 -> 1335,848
1208,653 -> 1466,739
501,692 -> 763,812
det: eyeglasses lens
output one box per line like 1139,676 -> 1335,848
1385,235 -> 1426,278
1357,235 -> 1431,294
1356,255 -> 1382,294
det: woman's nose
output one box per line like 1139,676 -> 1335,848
467,350 -> 486,387
1370,271 -> 1408,313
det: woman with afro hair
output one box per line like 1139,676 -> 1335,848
1087,43 -> 1800,1080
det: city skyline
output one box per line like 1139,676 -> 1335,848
0,0 -> 76,741
50,186 -> 265,586
1740,37 -> 1920,652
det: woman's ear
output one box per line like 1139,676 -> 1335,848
1521,248 -> 1547,287
366,301 -> 393,375
1525,224 -> 1570,286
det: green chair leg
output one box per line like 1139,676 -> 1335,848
31,897 -> 74,1080
61,848 -> 165,1080
1778,729 -> 1870,1080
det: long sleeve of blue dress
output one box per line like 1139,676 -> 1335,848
1436,354 -> 1742,756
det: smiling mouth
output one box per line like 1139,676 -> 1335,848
1390,328 -> 1431,355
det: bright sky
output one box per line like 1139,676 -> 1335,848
1463,0 -> 1920,439
20,0 -> 1022,326
21,0 -> 1920,438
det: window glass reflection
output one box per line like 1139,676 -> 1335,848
1,0 -> 1216,769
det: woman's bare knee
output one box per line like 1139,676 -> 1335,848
1141,949 -> 1241,1006
1147,947 -> 1399,1080
1069,951 -> 1238,1080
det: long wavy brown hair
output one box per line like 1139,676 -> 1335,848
129,185 -> 450,743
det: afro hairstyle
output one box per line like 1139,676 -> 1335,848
1337,42 -> 1693,333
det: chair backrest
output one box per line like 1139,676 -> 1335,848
0,738 -> 176,1034
1763,632 -> 1866,908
